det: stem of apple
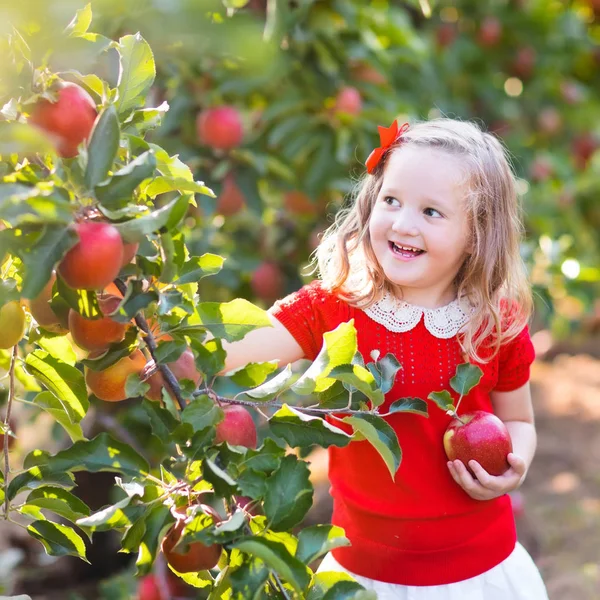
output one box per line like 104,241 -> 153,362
3,345 -> 17,519
454,394 -> 465,416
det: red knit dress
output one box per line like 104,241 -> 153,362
271,280 -> 536,586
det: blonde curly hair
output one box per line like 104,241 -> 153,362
311,118 -> 533,362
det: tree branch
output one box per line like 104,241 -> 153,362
194,387 -> 373,416
113,278 -> 186,411
3,345 -> 17,519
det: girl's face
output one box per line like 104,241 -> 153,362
368,146 -> 471,308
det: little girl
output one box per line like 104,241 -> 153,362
222,118 -> 549,599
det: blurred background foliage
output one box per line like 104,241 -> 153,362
2,0 -> 600,340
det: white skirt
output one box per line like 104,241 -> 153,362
317,542 -> 549,600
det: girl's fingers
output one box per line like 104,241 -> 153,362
507,453 -> 527,476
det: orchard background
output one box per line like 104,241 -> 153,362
1,1 -> 600,599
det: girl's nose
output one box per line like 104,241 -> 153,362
392,210 -> 420,237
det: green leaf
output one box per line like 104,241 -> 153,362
232,537 -> 311,595
328,364 -> 385,407
0,184 -> 73,227
76,496 -> 143,532
122,102 -> 168,135
323,581 -> 377,600
27,486 -> 90,524
113,194 -> 190,242
388,397 -> 429,418
244,364 -> 293,400
116,33 -> 156,114
25,350 -> 89,423
95,150 -> 157,207
367,353 -> 402,394
269,404 -> 352,449
427,390 -> 455,412
135,504 -> 171,576
202,457 -> 238,496
229,558 -> 270,599
173,254 -> 224,285
142,399 -> 180,441
229,360 -> 279,388
85,104 -> 120,189
8,467 -> 75,501
27,520 -> 88,561
0,122 -> 54,155
342,414 -> 402,479
450,363 -> 484,396
295,525 -> 350,565
181,395 -> 224,431
33,391 -> 85,442
143,176 -> 215,199
193,299 -> 272,343
263,455 -> 313,531
19,226 -> 78,300
65,3 -> 92,36
80,327 -> 139,371
308,572 -> 375,600
292,321 -> 357,395
38,433 -> 149,478
55,278 -> 101,318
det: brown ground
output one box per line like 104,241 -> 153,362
2,350 -> 600,599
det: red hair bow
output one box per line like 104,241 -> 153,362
365,120 -> 409,174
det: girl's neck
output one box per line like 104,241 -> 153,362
387,285 -> 457,309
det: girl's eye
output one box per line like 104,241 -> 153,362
424,207 -> 443,218
383,196 -> 399,206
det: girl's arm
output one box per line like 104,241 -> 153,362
219,311 -> 305,374
447,382 -> 536,501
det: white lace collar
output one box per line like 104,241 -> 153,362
363,292 -> 474,339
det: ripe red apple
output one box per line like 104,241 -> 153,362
216,174 -> 245,216
529,156 -> 553,182
68,294 -> 127,352
333,86 -> 362,116
137,572 -> 192,600
215,405 -> 257,448
250,261 -> 284,303
58,221 -> 124,290
477,17 -> 502,47
436,23 -> 457,48
349,60 -> 386,86
161,510 -> 222,573
142,348 -> 202,401
443,411 -> 513,476
196,106 -> 244,150
510,47 -> 536,80
572,133 -> 597,170
537,107 -> 562,135
283,190 -> 317,216
29,82 -> 98,158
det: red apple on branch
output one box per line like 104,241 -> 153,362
196,106 -> 244,150
215,405 -> 257,448
160,508 -> 222,573
58,221 -> 124,290
443,410 -> 513,476
29,82 -> 97,158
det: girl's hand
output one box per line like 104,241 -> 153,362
447,453 -> 527,501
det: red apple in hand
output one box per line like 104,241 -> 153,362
443,411 -> 512,476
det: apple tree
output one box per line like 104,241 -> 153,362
0,6 -> 433,599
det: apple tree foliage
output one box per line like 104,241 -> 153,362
1,1 -> 599,598
0,5 -> 435,599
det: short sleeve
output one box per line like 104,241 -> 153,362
269,280 -> 348,361
494,324 -> 536,392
